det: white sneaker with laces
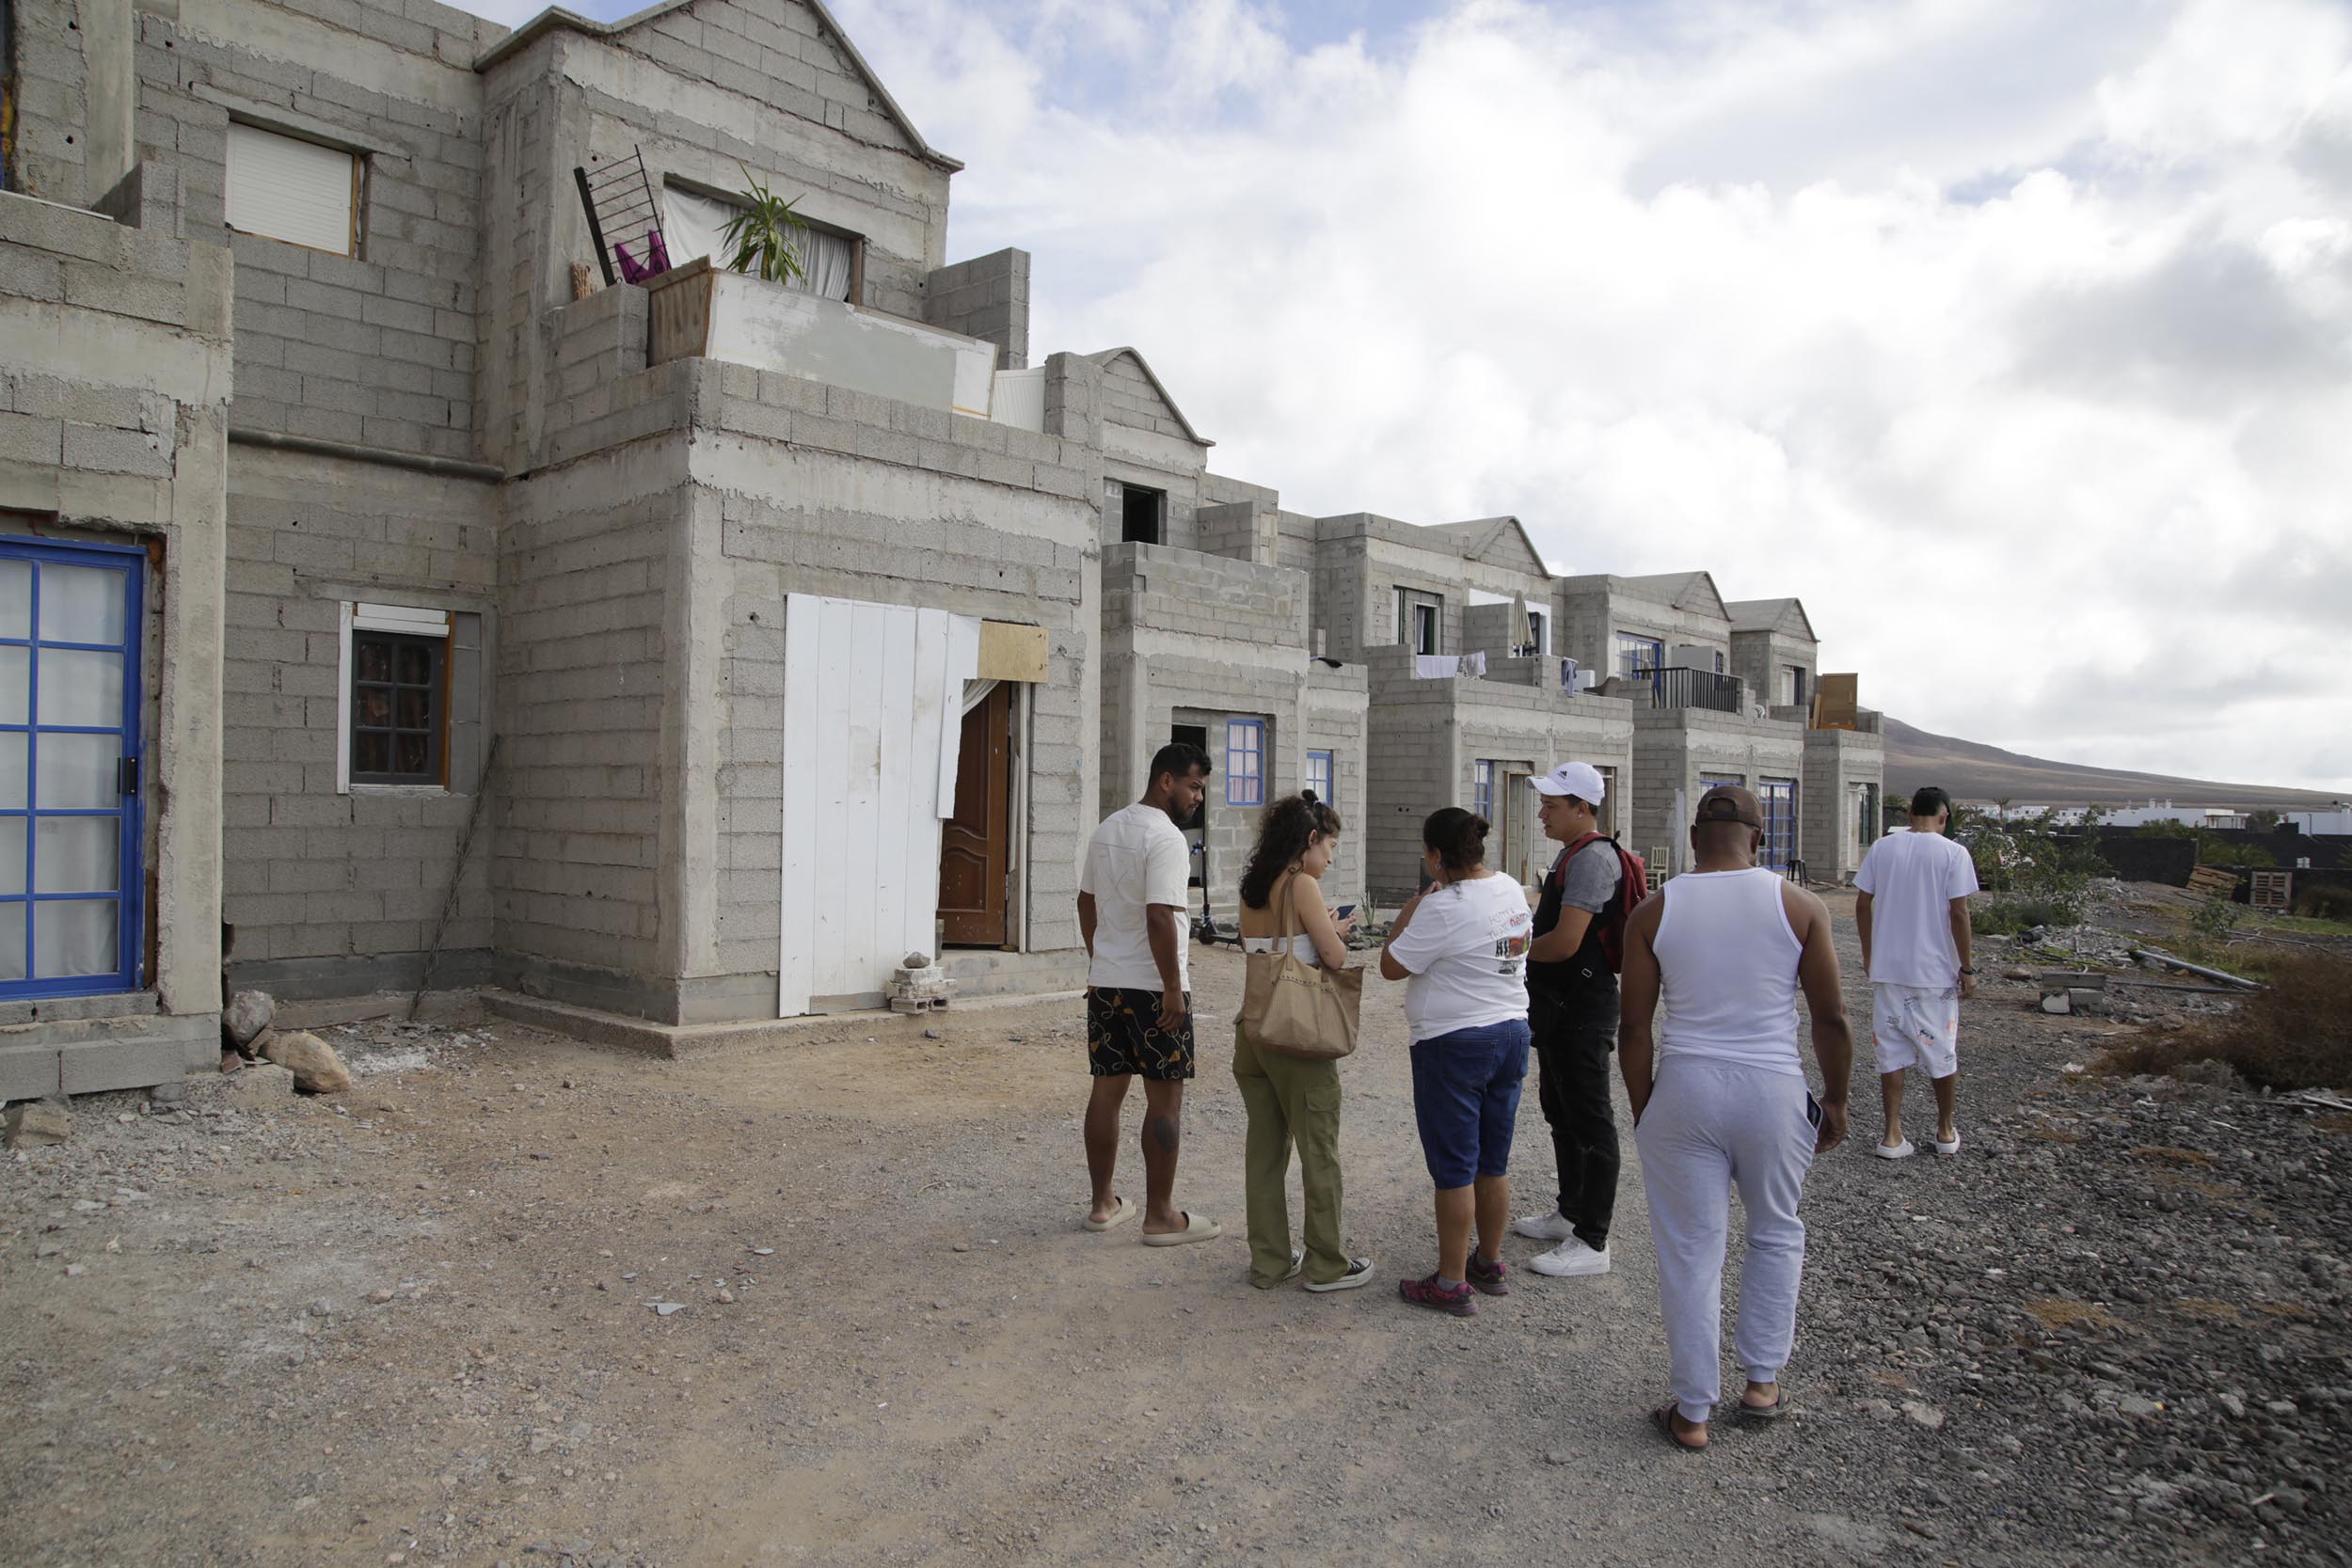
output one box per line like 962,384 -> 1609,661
1511,1210 -> 1577,1243
1528,1236 -> 1611,1277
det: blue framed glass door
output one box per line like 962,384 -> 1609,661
0,538 -> 146,996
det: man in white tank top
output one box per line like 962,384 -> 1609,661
1618,785 -> 1854,1451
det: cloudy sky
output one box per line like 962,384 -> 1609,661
464,0 -> 2352,791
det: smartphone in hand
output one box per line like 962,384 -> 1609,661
1332,904 -> 1358,921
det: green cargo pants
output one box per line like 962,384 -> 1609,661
1231,1022 -> 1349,1288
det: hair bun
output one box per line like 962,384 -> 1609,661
1471,816 -> 1490,838
1299,788 -> 1318,804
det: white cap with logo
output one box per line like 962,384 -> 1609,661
1531,761 -> 1607,802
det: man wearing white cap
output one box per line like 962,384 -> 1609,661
1511,761 -> 1629,1278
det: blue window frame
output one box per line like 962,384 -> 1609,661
1759,778 -> 1799,872
1615,632 -> 1662,679
1306,750 -> 1333,807
1473,759 -> 1495,821
1226,718 -> 1264,807
0,538 -> 146,997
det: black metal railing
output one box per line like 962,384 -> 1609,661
1643,667 -> 1743,713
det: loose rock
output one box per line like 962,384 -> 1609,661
226,1062 -> 297,1108
261,1031 -> 353,1096
223,990 -> 276,1050
4,1101 -> 72,1148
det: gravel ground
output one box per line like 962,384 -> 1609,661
2,889 -> 2344,1567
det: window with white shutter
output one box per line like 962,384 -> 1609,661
226,122 -> 358,255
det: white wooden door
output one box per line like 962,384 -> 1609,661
779,594 -> 978,1016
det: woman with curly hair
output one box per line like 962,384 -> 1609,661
1232,792 -> 1375,1292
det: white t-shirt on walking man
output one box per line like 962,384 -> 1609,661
1080,802 -> 1191,993
1854,829 -> 1979,989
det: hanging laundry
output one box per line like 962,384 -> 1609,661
1559,657 -> 1580,691
1413,654 -> 1460,679
1459,651 -> 1486,677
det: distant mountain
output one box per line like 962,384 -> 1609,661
1882,718 -> 2347,810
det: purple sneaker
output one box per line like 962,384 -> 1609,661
1466,1253 -> 1510,1296
1400,1273 -> 1479,1317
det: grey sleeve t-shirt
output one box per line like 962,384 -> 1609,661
1561,839 -> 1621,914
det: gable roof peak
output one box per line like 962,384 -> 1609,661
1084,347 -> 1212,446
476,0 -> 963,172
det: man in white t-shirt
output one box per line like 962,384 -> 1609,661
1853,785 -> 1980,1160
1075,742 -> 1221,1245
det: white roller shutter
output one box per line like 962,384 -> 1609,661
226,122 -> 356,254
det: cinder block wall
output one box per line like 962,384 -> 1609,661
698,363 -> 1100,1022
1361,646 -> 1635,902
1803,724 -> 1884,880
220,448 -> 499,996
1732,627 -> 1816,707
0,166 -> 231,1093
923,248 -> 1029,370
478,2 -> 958,471
1100,541 -> 1314,914
1629,708 -> 1807,877
1304,667 -> 1371,901
122,0 -> 498,466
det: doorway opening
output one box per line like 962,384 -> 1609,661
938,682 -> 1016,948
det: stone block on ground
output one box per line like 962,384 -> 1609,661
4,1101 -> 72,1148
260,1030 -> 351,1095
224,990 -> 276,1050
226,1062 -> 296,1108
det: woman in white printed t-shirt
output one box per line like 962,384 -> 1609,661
1379,807 -> 1535,1318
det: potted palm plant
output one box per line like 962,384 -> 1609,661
717,166 -> 808,286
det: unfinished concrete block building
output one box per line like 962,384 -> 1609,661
1,0 -> 1880,1090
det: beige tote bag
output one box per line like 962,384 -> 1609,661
1239,872 -> 1362,1061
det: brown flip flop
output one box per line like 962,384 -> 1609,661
1652,1401 -> 1707,1453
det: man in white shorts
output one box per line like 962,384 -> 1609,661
1853,785 -> 1979,1159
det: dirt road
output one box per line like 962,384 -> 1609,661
5,896 -> 2344,1566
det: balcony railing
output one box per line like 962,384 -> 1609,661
1637,667 -> 1744,713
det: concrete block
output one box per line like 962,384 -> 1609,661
59,1031 -> 198,1095
0,1044 -> 63,1103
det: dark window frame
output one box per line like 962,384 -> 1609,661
1119,483 -> 1165,546
349,629 -> 447,786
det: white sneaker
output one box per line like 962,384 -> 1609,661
1527,1236 -> 1611,1277
1511,1210 -> 1577,1243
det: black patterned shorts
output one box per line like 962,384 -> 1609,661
1086,987 -> 1196,1081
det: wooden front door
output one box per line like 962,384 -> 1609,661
938,683 -> 1014,946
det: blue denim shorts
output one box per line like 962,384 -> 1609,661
1409,1019 -> 1532,1189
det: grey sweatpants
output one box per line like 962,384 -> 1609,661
1633,1058 -> 1818,1424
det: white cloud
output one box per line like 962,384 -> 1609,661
459,0 -> 2352,790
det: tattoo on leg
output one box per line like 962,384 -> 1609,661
1147,1114 -> 1181,1154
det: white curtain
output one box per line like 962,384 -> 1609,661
661,184 -> 739,272
663,184 -> 854,301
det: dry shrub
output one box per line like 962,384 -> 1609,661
2099,953 -> 2352,1091
2294,883 -> 2352,922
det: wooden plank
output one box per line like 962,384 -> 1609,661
1811,673 -> 1859,729
2187,865 -> 2240,898
810,597 -> 856,998
823,601 -> 888,999
777,594 -> 821,1017
977,620 -> 1049,683
903,609 -> 951,963
872,604 -> 917,968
